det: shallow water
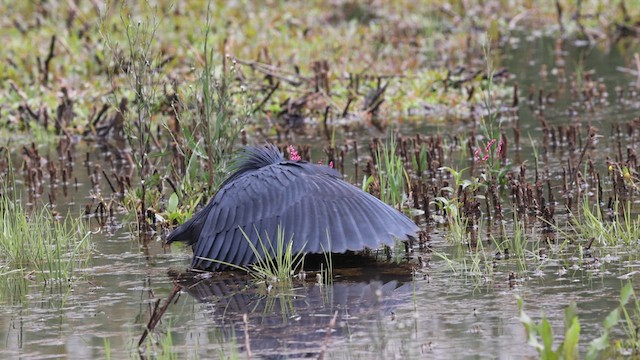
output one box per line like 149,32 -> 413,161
2,34 -> 640,359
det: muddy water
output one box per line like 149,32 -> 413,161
2,36 -> 640,359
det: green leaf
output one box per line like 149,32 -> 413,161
603,308 -> 620,329
586,332 -> 609,360
167,192 -> 179,213
562,317 -> 580,360
620,282 -> 633,306
564,302 -> 578,332
539,317 -> 556,359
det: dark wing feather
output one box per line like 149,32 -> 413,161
184,157 -> 418,270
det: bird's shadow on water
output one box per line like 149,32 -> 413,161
145,259 -> 417,358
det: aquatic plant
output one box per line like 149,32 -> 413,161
162,191 -> 203,226
320,233 -> 334,287
364,136 -> 411,209
0,196 -> 91,282
518,296 -> 581,360
103,338 -> 111,360
432,167 -> 474,243
237,225 -> 307,286
0,161 -> 91,283
140,321 -> 178,360
590,282 -> 640,357
493,210 -> 545,275
573,196 -> 640,247
0,269 -> 29,305
172,11 -> 250,195
100,6 -> 165,234
520,283 -> 640,359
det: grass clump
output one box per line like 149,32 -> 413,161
0,193 -> 91,282
238,225 -> 307,286
364,137 -> 411,209
573,197 -> 640,247
432,167 -> 474,243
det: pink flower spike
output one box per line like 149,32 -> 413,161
329,161 -> 334,168
288,145 -> 301,161
497,141 -> 504,156
484,138 -> 496,152
474,147 -> 482,160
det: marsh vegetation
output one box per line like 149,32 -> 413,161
2,0 -> 640,358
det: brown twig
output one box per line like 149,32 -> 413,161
138,284 -> 180,347
572,126 -> 596,180
9,80 -> 39,121
316,311 -> 338,360
252,81 -> 280,114
555,0 -> 564,35
101,170 -> 117,193
243,313 -> 252,360
236,58 -> 306,86
43,35 -> 57,86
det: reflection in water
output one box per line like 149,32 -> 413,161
171,269 -> 415,358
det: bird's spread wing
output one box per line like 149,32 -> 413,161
191,162 -> 419,270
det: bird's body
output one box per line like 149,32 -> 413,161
167,144 -> 419,270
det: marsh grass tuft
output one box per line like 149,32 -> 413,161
365,136 -> 410,209
492,211 -> 544,275
0,191 -> 91,282
432,167 -> 472,243
320,232 -> 334,287
574,196 -> 640,247
239,225 -> 307,285
0,268 -> 29,304
194,225 -> 338,288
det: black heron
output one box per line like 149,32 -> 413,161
166,144 -> 419,270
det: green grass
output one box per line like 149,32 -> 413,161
320,232 -> 334,287
193,224 -> 336,288
0,268 -> 29,304
573,196 -> 640,247
103,338 -> 111,360
364,137 -> 410,209
492,211 -> 544,275
239,225 -> 307,286
432,167 -> 474,243
0,193 -> 91,282
139,321 -> 179,360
